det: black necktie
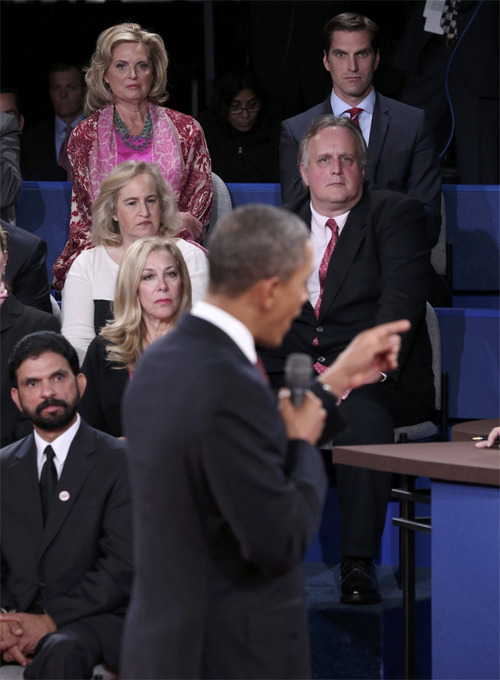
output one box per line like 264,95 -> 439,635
40,445 -> 57,523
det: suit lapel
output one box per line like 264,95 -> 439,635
0,296 -> 23,334
39,422 -> 97,557
9,439 -> 44,540
318,193 -> 368,320
367,93 -> 389,181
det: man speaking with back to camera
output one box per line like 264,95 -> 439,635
121,203 -> 411,679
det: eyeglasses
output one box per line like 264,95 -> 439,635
228,99 -> 261,115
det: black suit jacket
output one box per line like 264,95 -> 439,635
263,188 -> 434,411
121,313 -> 340,679
1,419 -> 132,641
0,296 -> 60,447
21,119 -> 67,181
279,91 -> 442,246
80,335 -> 129,438
2,219 -> 52,313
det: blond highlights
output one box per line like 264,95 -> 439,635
100,236 -> 192,367
91,161 -> 180,247
84,22 -> 168,115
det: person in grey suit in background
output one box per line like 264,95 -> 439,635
121,202 -> 411,679
280,12 -> 442,248
0,332 -> 132,679
0,112 -> 22,224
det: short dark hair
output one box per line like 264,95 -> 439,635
322,12 -> 380,55
0,86 -> 21,112
207,204 -> 309,297
9,331 -> 80,388
48,63 -> 85,86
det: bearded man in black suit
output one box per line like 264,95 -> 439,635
0,331 -> 132,679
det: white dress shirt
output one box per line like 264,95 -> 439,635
307,204 -> 350,307
191,300 -> 257,365
330,88 -> 376,146
35,413 -> 81,479
54,113 -> 85,159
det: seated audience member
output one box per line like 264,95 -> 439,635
21,62 -> 85,182
1,219 -> 52,313
0,226 -> 60,447
61,161 -> 208,365
0,87 -> 24,131
198,68 -> 280,183
0,331 -> 133,679
0,111 -> 22,223
52,23 -> 213,290
261,115 -> 434,605
279,12 -> 442,248
80,237 -> 191,437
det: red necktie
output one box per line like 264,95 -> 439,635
346,107 -> 362,126
312,218 -> 339,375
57,125 -> 73,180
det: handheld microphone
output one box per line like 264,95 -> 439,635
285,353 -> 313,407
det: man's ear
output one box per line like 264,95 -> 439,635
10,387 -> 22,413
300,163 -> 310,188
255,276 -> 282,311
323,51 -> 330,72
76,373 -> 87,398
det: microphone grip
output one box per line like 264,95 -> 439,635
290,387 -> 307,408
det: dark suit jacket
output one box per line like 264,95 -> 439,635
0,419 -> 133,655
0,295 -> 60,447
263,187 -> 434,411
0,112 -> 22,222
279,91 -> 442,246
2,219 -> 52,313
21,119 -> 67,181
121,314 -> 340,679
80,335 -> 129,438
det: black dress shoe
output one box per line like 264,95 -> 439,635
340,557 -> 382,605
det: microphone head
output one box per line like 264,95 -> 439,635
285,353 -> 313,390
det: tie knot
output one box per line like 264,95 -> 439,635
346,108 -> 362,126
44,445 -> 55,462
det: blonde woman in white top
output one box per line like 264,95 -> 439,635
61,160 -> 208,364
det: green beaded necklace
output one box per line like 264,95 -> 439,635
113,109 -> 153,151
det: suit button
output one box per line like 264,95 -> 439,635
39,582 -> 46,589
318,356 -> 326,363
316,326 -> 323,333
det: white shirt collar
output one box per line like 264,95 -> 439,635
191,301 -> 257,364
35,414 -> 81,479
55,113 -> 85,136
330,88 -> 376,117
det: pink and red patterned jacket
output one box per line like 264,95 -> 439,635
52,103 -> 212,290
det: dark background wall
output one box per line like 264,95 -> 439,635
1,0 -> 414,129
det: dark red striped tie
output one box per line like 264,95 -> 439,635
346,107 -> 362,126
312,218 -> 339,375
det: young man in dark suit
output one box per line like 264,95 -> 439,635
0,331 -> 133,679
21,64 -> 85,181
263,115 -> 434,605
121,202 -> 411,679
280,12 -> 442,247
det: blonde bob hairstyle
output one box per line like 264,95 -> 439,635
84,22 -> 169,115
100,236 -> 192,367
91,161 -> 180,247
